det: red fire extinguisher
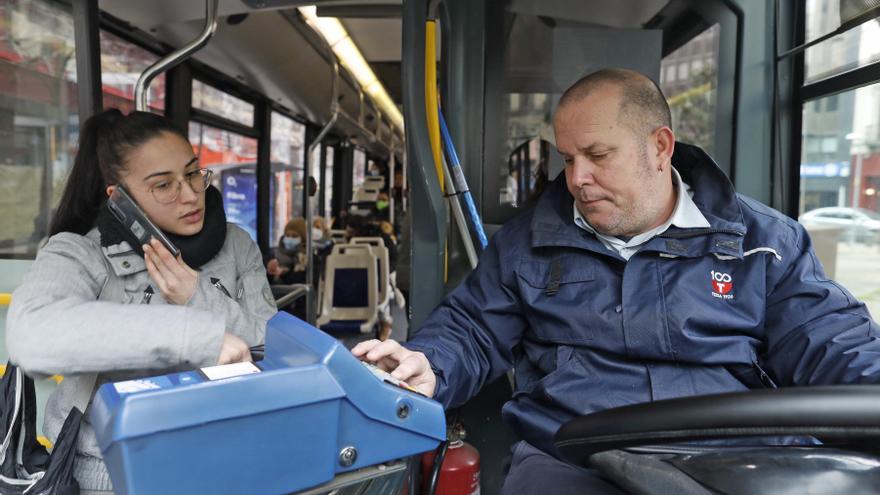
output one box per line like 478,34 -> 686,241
421,423 -> 480,495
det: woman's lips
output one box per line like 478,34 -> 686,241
180,209 -> 203,224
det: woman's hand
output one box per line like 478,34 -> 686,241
143,238 -> 198,305
217,332 -> 252,365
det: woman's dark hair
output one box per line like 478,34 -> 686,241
50,109 -> 189,236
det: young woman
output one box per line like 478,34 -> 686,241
6,109 -> 277,494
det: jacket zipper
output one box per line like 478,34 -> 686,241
658,228 -> 745,240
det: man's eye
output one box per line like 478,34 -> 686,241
153,182 -> 171,190
186,170 -> 201,179
563,157 -> 574,165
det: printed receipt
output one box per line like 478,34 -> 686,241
200,361 -> 261,381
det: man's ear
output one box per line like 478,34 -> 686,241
106,184 -> 116,198
652,126 -> 676,171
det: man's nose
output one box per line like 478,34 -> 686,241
570,157 -> 596,186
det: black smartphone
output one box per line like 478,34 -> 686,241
107,185 -> 181,258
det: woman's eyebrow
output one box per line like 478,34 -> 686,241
142,157 -> 199,181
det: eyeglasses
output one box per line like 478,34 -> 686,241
149,168 -> 214,204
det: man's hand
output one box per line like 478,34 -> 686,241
143,238 -> 198,305
217,332 -> 252,365
352,339 -> 437,397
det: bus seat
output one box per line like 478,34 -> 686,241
316,246 -> 379,335
329,229 -> 347,243
353,187 -> 379,203
351,237 -> 390,308
364,176 -> 386,190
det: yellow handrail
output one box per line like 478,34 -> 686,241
0,293 -> 10,306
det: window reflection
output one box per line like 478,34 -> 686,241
499,93 -> 554,207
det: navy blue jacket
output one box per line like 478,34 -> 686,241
405,143 -> 880,455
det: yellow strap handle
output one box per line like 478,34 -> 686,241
0,293 -> 11,307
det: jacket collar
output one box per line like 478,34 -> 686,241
529,142 -> 746,258
86,228 -> 147,277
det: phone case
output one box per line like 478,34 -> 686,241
107,186 -> 181,258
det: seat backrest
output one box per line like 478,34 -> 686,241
353,187 -> 380,202
364,176 -> 385,190
317,248 -> 378,324
351,237 -> 389,306
329,229 -> 347,243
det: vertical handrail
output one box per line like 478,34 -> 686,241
304,25 -> 342,326
403,0 -> 446,330
134,0 -> 219,111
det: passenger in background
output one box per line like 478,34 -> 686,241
6,109 -> 276,495
266,218 -> 308,285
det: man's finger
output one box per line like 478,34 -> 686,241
364,339 -> 405,362
389,355 -> 426,381
352,339 -> 382,357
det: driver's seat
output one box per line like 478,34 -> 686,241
554,386 -> 880,495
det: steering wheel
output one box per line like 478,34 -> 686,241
554,385 -> 880,467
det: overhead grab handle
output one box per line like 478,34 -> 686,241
134,0 -> 219,111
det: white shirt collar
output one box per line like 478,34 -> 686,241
573,167 -> 710,260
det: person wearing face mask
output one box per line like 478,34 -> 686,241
266,218 -> 308,286
6,109 -> 276,494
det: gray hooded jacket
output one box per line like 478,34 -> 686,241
6,223 -> 277,491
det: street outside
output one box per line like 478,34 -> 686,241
833,242 -> 880,317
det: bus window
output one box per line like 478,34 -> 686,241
192,79 -> 254,127
269,111 -> 306,243
100,30 -> 164,113
352,148 -> 366,192
189,122 -> 258,240
660,24 -> 720,156
0,0 -> 77,257
799,83 -> 880,316
324,146 -> 335,219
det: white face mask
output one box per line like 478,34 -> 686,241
311,227 -> 324,240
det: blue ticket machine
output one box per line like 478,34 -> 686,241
90,313 -> 446,494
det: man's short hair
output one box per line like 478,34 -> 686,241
557,68 -> 672,138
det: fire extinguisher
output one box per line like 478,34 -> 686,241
421,422 -> 480,495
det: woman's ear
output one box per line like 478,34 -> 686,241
106,184 -> 116,198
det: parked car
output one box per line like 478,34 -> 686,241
799,206 -> 880,243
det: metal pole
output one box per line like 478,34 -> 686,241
304,22 -> 342,326
441,154 -> 478,269
135,0 -> 218,111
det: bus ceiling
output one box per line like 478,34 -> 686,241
101,0 -> 403,159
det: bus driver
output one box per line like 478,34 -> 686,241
353,68 -> 880,493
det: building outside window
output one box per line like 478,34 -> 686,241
0,0 -> 78,256
799,0 -> 880,316
660,24 -> 720,156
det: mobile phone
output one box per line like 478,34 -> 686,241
107,185 -> 181,258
